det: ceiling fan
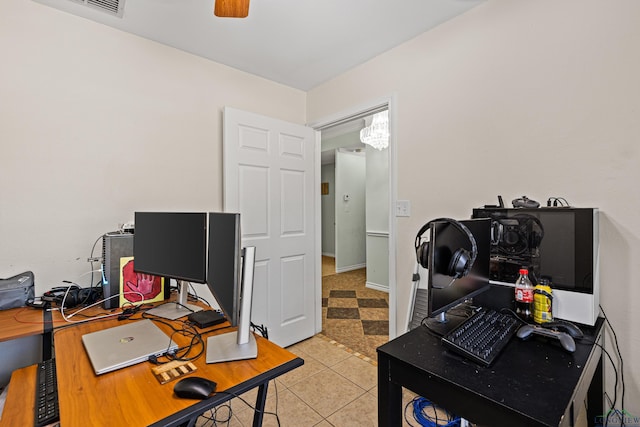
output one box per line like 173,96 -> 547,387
214,0 -> 250,18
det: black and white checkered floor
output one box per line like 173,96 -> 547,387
321,265 -> 389,361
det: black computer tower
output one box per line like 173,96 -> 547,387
102,232 -> 134,309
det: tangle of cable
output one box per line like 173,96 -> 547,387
403,396 -> 460,427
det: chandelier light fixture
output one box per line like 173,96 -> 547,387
359,111 -> 389,151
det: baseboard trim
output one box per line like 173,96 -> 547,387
366,281 -> 389,293
335,263 -> 366,274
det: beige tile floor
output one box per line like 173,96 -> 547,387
194,335 -> 589,426
195,335 -> 425,427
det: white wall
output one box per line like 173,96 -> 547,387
335,150 -> 366,271
308,0 -> 640,413
0,0 -> 306,295
365,144 -> 389,290
321,163 -> 336,256
365,144 -> 389,234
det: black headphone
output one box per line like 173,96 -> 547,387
42,285 -> 102,308
414,218 -> 478,279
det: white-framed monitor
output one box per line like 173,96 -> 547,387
471,207 -> 599,325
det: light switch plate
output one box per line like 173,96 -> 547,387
396,200 -> 411,217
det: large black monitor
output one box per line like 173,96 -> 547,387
427,218 -> 491,330
207,212 -> 242,327
205,212 -> 257,363
134,212 -> 206,319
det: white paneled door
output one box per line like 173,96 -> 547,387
223,107 -> 319,347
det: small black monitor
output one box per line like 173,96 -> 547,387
134,212 -> 208,283
427,218 -> 491,322
133,212 -> 206,319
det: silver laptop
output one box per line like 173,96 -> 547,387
82,319 -> 178,375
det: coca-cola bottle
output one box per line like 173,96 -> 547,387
514,268 -> 534,322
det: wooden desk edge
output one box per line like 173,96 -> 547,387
150,355 -> 305,427
0,346 -> 304,427
0,364 -> 36,427
0,307 -> 46,342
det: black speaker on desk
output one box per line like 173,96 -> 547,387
102,232 -> 170,309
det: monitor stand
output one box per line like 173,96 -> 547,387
207,246 -> 258,363
423,311 -> 468,336
147,280 -> 202,320
206,331 -> 257,363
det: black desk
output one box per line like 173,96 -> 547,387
378,318 -> 604,427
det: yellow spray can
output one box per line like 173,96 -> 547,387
533,280 -> 553,324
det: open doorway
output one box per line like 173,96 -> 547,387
316,107 -> 392,361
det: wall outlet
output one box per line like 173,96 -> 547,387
396,200 -> 411,217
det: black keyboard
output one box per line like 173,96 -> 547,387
441,308 -> 520,366
34,358 -> 59,427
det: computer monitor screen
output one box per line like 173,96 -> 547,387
206,212 -> 242,327
133,212 -> 208,284
205,212 -> 258,363
428,218 -> 491,318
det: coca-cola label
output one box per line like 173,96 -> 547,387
516,288 -> 534,303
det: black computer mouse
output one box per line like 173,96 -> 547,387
173,376 -> 217,399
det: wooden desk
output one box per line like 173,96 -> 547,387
0,307 -> 47,427
0,307 -> 45,342
0,306 -> 53,361
378,318 -> 605,427
48,315 -> 301,426
0,364 -> 37,426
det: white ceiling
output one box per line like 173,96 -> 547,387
33,0 -> 483,91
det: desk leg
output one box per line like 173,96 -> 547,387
378,354 -> 402,427
252,381 -> 269,427
586,354 -> 604,427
